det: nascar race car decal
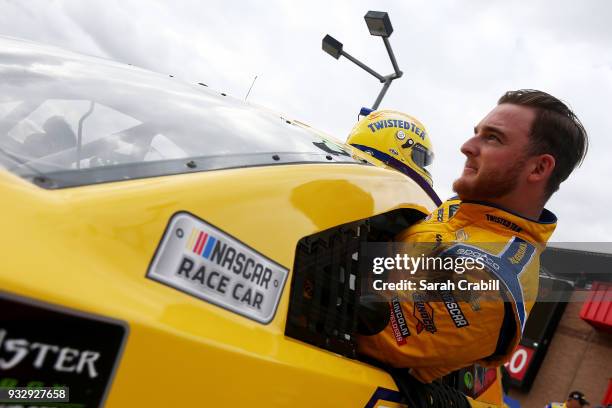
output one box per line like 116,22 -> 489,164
147,212 -> 289,324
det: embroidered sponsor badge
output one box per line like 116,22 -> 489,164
412,293 -> 436,334
439,290 -> 470,328
389,296 -> 410,345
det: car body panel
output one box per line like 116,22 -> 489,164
1,161 -> 434,407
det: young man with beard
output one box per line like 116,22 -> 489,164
358,89 -> 588,383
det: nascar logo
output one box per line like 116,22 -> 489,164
187,228 -> 219,259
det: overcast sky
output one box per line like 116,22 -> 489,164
2,0 -> 611,243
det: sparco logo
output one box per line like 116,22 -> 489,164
440,290 -> 470,328
412,294 -> 436,334
390,297 -> 410,345
485,214 -> 522,233
456,247 -> 500,271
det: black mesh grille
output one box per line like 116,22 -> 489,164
285,221 -> 368,357
285,208 -> 426,357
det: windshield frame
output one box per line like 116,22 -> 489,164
10,150 -> 366,189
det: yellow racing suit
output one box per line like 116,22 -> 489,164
358,198 -> 557,383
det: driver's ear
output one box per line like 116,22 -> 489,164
527,154 -> 555,183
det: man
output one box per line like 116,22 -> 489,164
357,89 -> 588,383
546,390 -> 590,408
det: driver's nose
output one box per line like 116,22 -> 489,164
460,136 -> 479,158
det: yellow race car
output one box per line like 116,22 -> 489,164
0,36 -> 496,407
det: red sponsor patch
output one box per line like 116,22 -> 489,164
389,297 -> 410,346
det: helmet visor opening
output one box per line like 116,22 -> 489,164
411,143 -> 434,169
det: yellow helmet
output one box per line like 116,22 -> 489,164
347,110 -> 434,187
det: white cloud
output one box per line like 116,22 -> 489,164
1,0 -> 610,242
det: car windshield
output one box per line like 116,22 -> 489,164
0,38 -> 359,188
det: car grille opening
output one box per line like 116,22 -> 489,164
285,208 -> 425,358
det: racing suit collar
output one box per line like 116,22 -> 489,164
460,199 -> 557,224
450,199 -> 558,248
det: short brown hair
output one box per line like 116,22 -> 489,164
498,89 -> 588,198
